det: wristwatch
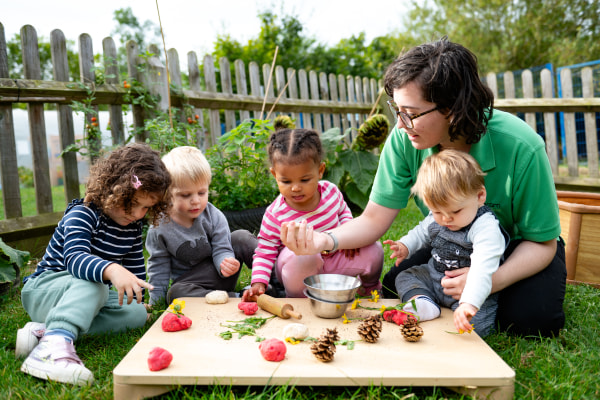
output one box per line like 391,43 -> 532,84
321,231 -> 339,255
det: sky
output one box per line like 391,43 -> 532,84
2,0 -> 402,60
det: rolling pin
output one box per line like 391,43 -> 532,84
257,294 -> 302,320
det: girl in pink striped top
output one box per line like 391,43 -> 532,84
242,128 -> 383,300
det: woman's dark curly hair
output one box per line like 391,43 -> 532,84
383,37 -> 494,144
84,143 -> 171,226
268,128 -> 323,166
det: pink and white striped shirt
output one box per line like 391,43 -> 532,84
251,180 -> 353,286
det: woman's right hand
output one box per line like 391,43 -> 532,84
241,282 -> 267,302
280,220 -> 330,255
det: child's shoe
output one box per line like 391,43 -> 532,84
15,322 -> 46,358
20,335 -> 94,385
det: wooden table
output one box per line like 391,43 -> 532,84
113,298 -> 514,399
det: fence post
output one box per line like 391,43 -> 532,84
560,68 -> 579,177
504,71 -> 515,100
168,47 -> 189,130
298,69 -> 312,129
328,73 -> 342,129
51,29 -> 80,203
187,51 -> 207,150
261,63 -> 275,120
521,69 -> 537,131
286,67 -> 299,124
541,68 -> 559,175
271,65 -> 287,120
102,37 -> 125,146
309,70 -> 323,132
248,61 -> 262,121
203,54 -> 220,145
338,74 -> 349,132
581,67 -> 599,177
346,75 -> 358,136
125,40 -> 145,142
143,44 -> 169,113
234,59 -> 251,122
0,22 -> 22,218
78,33 -> 101,164
355,76 -> 365,126
319,72 -> 332,131
22,25 -> 53,214
485,72 -> 498,98
219,57 -> 236,131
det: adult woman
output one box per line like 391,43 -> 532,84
281,37 -> 566,337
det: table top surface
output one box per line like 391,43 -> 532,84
113,297 -> 515,387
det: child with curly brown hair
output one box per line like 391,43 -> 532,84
16,143 -> 171,385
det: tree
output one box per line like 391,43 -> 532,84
6,33 -> 78,81
400,0 -> 600,73
211,8 -> 397,89
110,7 -> 161,78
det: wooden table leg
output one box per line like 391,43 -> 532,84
113,382 -> 175,400
449,383 -> 515,400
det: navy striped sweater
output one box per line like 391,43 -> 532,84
24,199 -> 146,285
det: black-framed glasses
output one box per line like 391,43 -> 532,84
387,100 -> 439,129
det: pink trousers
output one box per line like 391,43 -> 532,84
275,242 -> 384,298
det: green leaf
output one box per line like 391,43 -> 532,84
339,151 -> 377,194
0,238 -> 28,284
0,238 -> 30,268
0,264 -> 17,283
324,163 -> 346,188
344,182 -> 370,210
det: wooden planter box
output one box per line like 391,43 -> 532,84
557,191 -> 600,287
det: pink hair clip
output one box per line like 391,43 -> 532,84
132,174 -> 142,189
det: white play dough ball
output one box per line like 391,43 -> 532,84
205,290 -> 229,304
282,323 -> 309,340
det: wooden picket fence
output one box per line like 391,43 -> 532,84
1,21 -> 600,252
0,22 -> 383,223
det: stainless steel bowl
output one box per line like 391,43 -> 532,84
303,274 -> 361,302
304,289 -> 353,319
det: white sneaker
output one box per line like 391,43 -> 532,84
20,335 -> 94,385
15,322 -> 46,358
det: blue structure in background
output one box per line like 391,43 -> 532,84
556,60 -> 600,159
493,60 -> 600,162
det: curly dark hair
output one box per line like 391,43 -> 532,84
268,128 -> 323,166
383,37 -> 494,144
84,143 -> 171,226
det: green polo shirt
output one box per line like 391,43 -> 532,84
370,109 -> 561,242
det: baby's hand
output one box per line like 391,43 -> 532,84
220,257 -> 240,278
242,283 -> 266,302
453,303 -> 478,333
383,240 -> 409,266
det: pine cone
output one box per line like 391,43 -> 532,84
401,316 -> 424,342
310,328 -> 339,362
357,314 -> 382,343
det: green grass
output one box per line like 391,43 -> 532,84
1,199 -> 599,399
0,185 -> 86,219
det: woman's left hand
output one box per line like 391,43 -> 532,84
441,267 -> 469,300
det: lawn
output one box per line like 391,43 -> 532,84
0,185 -> 87,220
0,199 -> 599,399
